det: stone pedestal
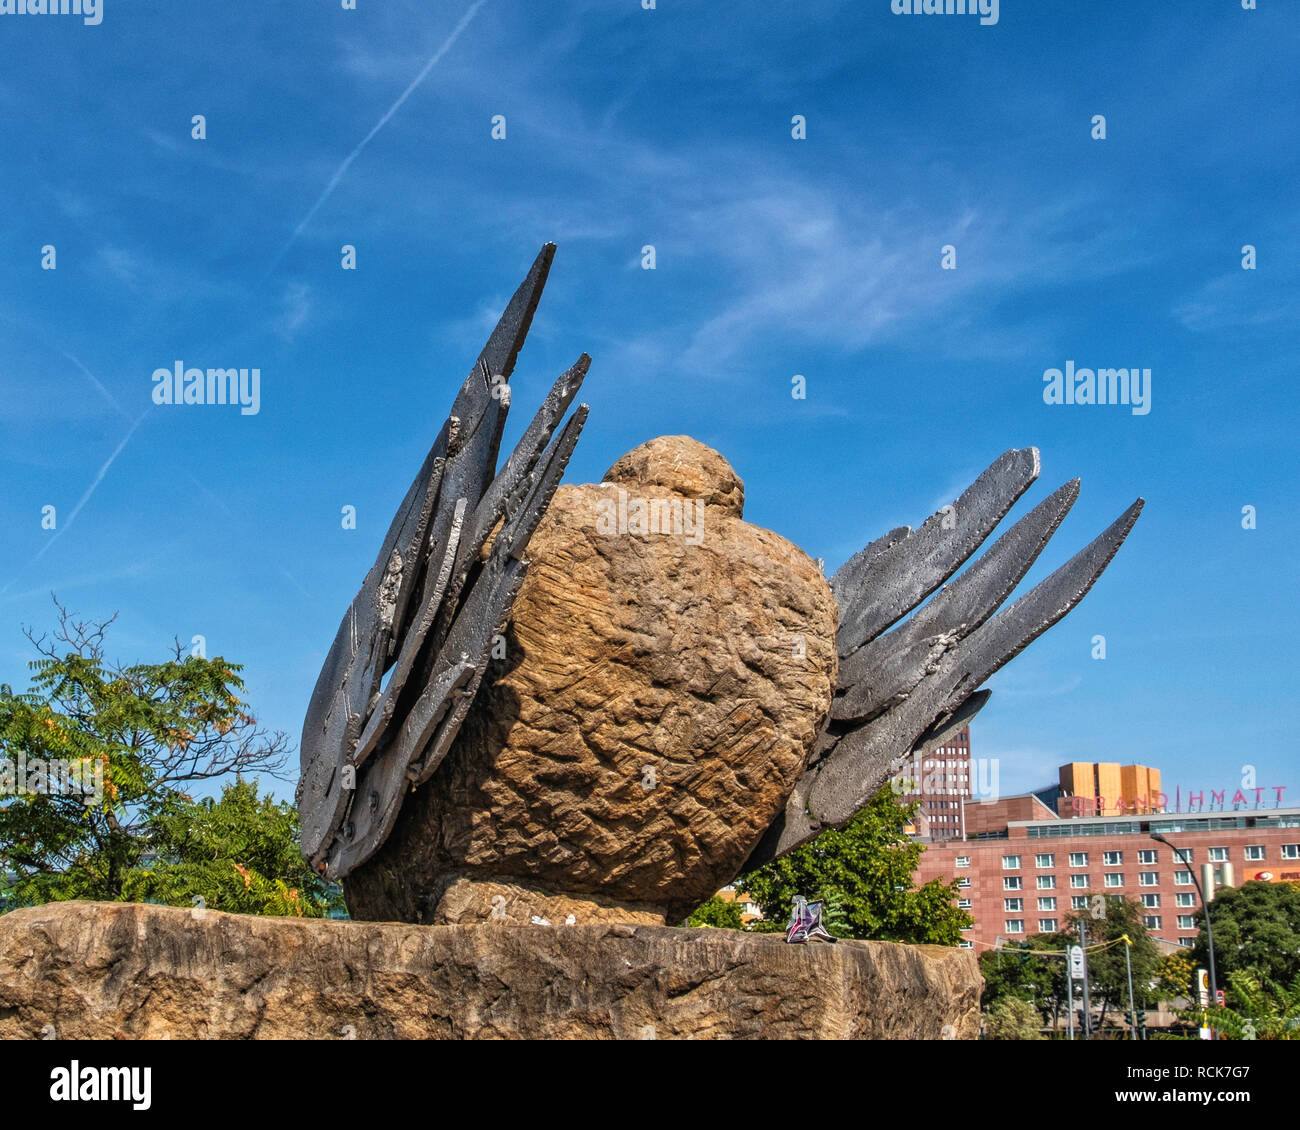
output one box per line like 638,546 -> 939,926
0,902 -> 980,1040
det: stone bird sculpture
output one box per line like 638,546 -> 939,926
298,245 -> 1143,926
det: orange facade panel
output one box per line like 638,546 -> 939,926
1095,763 -> 1123,815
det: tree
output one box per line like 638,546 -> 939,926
1062,895 -> 1160,1033
0,600 -> 295,910
1191,880 -> 1300,990
980,937 -> 1069,1030
983,996 -> 1045,1040
121,778 -> 342,917
736,789 -> 971,944
686,895 -> 745,929
1156,950 -> 1195,1001
1187,970 -> 1300,1040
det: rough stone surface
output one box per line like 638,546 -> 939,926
603,434 -> 746,517
346,437 -> 838,925
0,902 -> 981,1040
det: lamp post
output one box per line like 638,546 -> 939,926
1151,831 -> 1218,1034
1121,934 -> 1138,1040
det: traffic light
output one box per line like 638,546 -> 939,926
1137,1010 -> 1147,1039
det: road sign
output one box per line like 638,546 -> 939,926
1069,944 -> 1085,980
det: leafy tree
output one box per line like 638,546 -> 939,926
983,996 -> 1045,1040
121,778 -> 342,917
980,936 -> 1069,1029
1190,880 -> 1300,990
1185,970 -> 1300,1040
736,789 -> 971,944
1062,895 -> 1160,1032
686,894 -> 745,929
1156,950 -> 1195,1001
0,601 -> 295,911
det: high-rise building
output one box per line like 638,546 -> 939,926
895,728 -> 971,841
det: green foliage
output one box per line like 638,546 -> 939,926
1061,895 -> 1161,1026
1184,970 -> 1300,1040
1156,950 -> 1195,1000
736,789 -> 971,944
983,995 -> 1045,1040
980,937 -> 1068,1020
686,894 -> 745,930
121,778 -> 342,917
0,602 -> 320,916
981,896 -> 1162,1033
1190,880 -> 1300,990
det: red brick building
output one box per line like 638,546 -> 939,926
914,786 -> 1300,952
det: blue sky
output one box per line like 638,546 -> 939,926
1,1 -> 1295,807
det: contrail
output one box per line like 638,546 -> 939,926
61,349 -> 132,421
59,410 -> 149,533
264,0 -> 489,280
0,409 -> 150,594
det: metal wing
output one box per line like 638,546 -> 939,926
297,244 -> 592,879
745,449 -> 1143,867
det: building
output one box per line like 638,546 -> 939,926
895,727 -> 972,841
913,778 -> 1300,952
717,884 -> 763,924
1056,760 -> 1163,817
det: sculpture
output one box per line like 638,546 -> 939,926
298,245 -> 1142,926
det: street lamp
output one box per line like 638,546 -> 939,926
1151,832 -> 1218,1025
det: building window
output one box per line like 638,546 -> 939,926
1175,892 -> 1197,907
1104,873 -> 1124,888
1039,918 -> 1058,933
1282,845 -> 1300,860
1070,874 -> 1089,889
1035,853 -> 1055,868
1138,849 -> 1157,864
1141,893 -> 1161,908
1103,850 -> 1123,865
1071,895 -> 1088,910
1004,898 -> 1023,911
1143,915 -> 1161,930
1177,915 -> 1197,930
1005,920 -> 1024,934
1174,870 -> 1193,886
958,899 -> 972,909
1208,847 -> 1228,862
1178,938 -> 1194,948
1245,845 -> 1265,861
1139,871 -> 1159,887
1004,876 -> 1023,890
1002,855 -> 1021,869
956,856 -> 971,867
1174,848 -> 1194,863
957,877 -> 971,888
959,940 -> 974,949
1036,875 -> 1056,890
1068,852 -> 1088,867
1038,897 -> 1056,911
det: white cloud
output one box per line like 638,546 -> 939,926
273,282 -> 313,342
